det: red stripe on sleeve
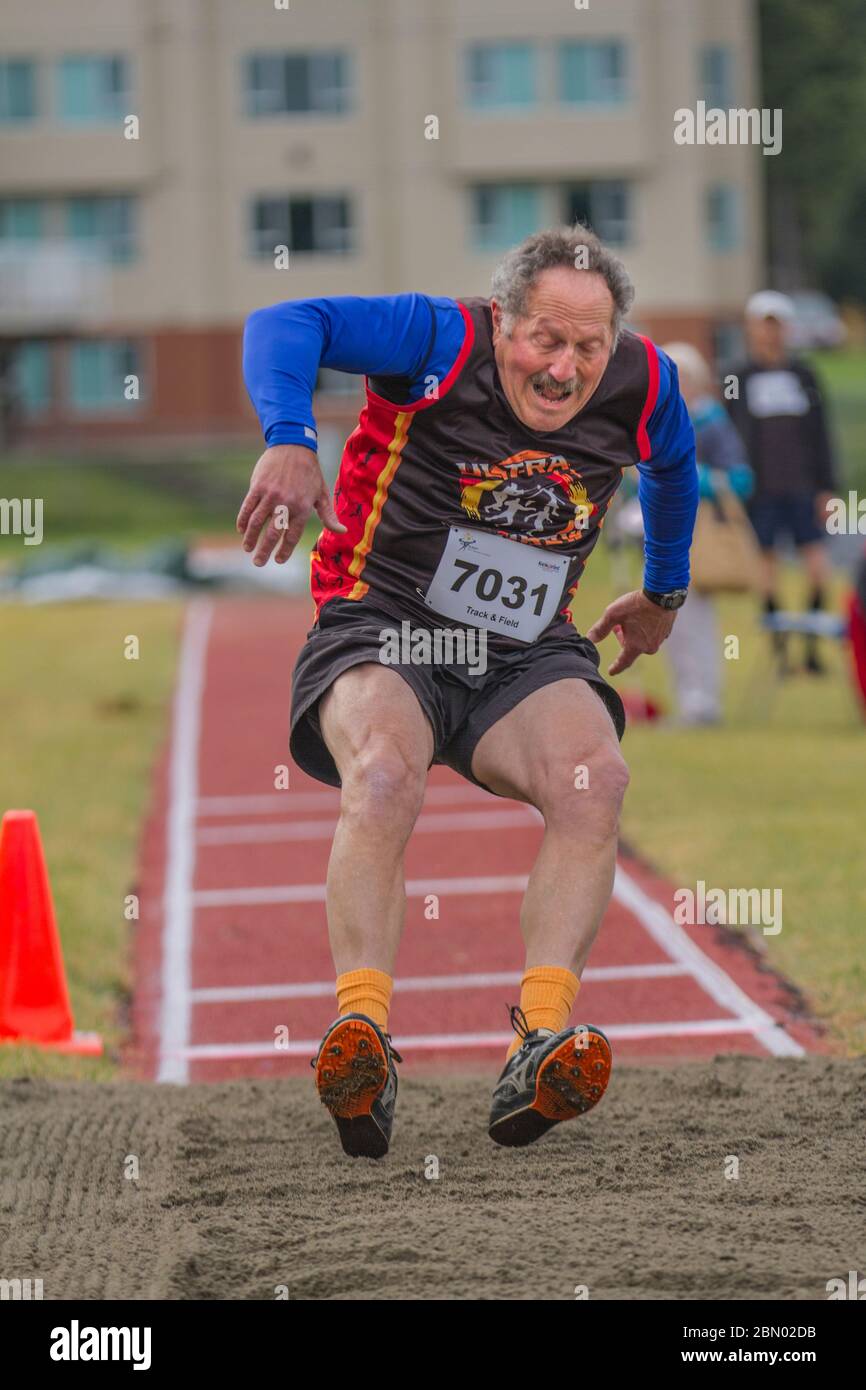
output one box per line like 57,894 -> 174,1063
636,335 -> 661,461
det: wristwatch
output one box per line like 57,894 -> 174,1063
643,586 -> 689,611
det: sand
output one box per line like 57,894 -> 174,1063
1,1055 -> 864,1301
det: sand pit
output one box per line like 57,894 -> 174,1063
1,1055 -> 863,1301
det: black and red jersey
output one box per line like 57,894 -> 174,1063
311,297 -> 670,640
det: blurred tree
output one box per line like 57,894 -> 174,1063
760,0 -> 866,304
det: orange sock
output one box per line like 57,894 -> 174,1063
506,965 -> 580,1059
336,968 -> 393,1032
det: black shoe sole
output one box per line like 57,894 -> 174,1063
333,1113 -> 389,1160
488,1105 -> 559,1148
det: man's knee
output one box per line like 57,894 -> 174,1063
340,735 -> 428,828
536,741 -> 630,834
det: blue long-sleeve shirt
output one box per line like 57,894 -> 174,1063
243,294 -> 697,594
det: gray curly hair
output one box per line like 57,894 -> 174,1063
490,224 -> 635,349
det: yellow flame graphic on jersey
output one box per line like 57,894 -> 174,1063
459,478 -> 502,521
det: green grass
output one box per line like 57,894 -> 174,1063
575,548 -> 866,1056
807,348 -> 866,493
0,602 -> 182,1079
0,451 -> 323,571
0,451 -> 258,556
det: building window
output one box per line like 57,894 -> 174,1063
68,340 -> 139,412
562,181 -> 632,247
712,321 -> 744,370
470,184 -> 540,252
245,52 -> 351,116
465,43 -> 536,109
66,196 -> 137,263
0,199 -> 44,240
13,341 -> 52,416
250,196 -> 354,256
558,41 -> 628,105
57,56 -> 128,123
700,45 -> 734,108
0,60 -> 37,123
706,184 -> 740,252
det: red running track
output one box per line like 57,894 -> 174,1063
130,598 -> 824,1084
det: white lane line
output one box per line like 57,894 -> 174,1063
174,1017 -> 776,1062
157,601 -> 213,1084
196,784 -> 496,817
196,806 -> 537,846
189,962 -> 688,1004
191,874 -> 530,907
613,864 -> 806,1058
187,867 -> 807,1057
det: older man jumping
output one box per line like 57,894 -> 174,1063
239,226 -> 698,1158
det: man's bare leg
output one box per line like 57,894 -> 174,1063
759,549 -> 790,671
800,541 -> 831,672
318,662 -> 434,974
758,549 -> 778,603
801,541 -> 830,591
312,662 -> 433,1158
470,678 -> 629,976
472,678 -> 627,1146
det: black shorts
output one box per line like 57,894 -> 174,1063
289,598 -> 626,796
748,494 -> 823,550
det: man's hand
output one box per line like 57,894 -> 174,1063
587,590 -> 677,676
236,444 -> 347,566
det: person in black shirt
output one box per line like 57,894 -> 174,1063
726,291 -> 838,674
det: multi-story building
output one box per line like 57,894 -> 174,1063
0,0 -> 763,447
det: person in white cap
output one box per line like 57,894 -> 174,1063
726,291 -> 838,674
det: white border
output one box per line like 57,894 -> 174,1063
156,601 -> 213,1084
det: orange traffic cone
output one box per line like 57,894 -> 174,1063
0,810 -> 102,1054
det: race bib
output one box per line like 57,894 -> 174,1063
422,527 -> 570,643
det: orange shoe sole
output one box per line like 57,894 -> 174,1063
315,1017 -> 388,1119
315,1017 -> 393,1158
489,1027 -> 612,1148
533,1027 -> 612,1122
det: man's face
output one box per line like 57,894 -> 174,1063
491,267 -> 616,432
746,314 -> 787,364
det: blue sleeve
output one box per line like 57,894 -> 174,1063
243,293 -> 467,448
635,350 -> 699,591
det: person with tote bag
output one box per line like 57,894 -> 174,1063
661,343 -> 758,725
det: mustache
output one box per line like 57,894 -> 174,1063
530,372 -> 580,396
